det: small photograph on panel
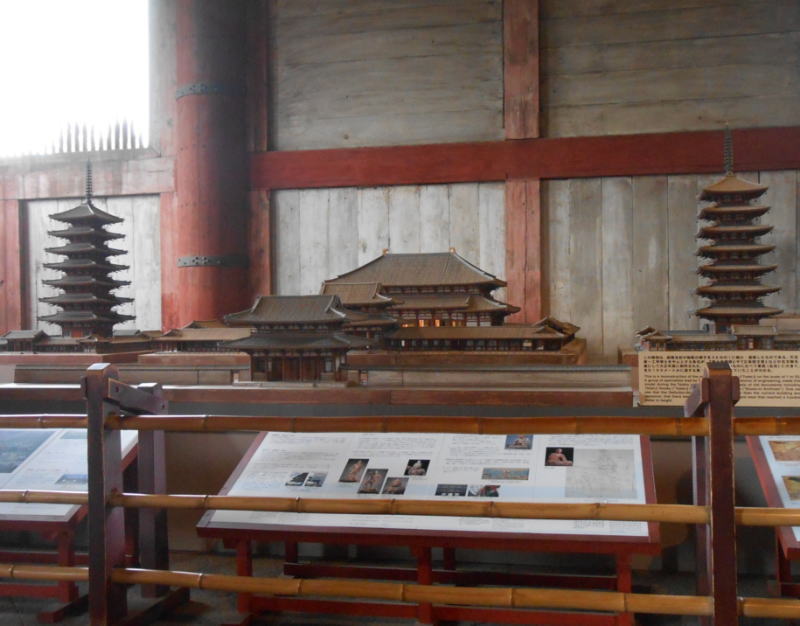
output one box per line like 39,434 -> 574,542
770,441 -> 800,462
358,468 -> 388,494
404,459 -> 430,476
381,476 -> 409,495
783,476 -> 800,500
481,467 -> 529,480
505,434 -> 533,450
304,472 -> 327,488
285,472 -> 308,487
468,484 -> 500,497
56,473 -> 88,486
339,458 -> 369,483
545,447 -> 574,467
435,484 -> 467,496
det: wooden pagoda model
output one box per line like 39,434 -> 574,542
695,133 -> 781,332
39,165 -> 133,338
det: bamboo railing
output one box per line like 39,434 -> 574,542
1,361 -> 800,624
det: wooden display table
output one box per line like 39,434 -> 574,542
0,429 -> 137,622
747,435 -> 800,597
199,432 -> 659,625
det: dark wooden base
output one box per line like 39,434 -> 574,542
118,587 -> 191,626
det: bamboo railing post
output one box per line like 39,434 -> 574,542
134,382 -> 170,598
84,363 -> 127,624
685,362 -> 740,625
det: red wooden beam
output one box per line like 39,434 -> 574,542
250,126 -> 800,190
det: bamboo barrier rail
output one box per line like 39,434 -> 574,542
4,562 -> 800,620
6,489 -> 800,527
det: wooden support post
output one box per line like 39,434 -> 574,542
84,363 -> 127,624
685,362 -> 740,625
0,198 -> 24,333
248,189 -> 272,299
134,382 -> 170,598
503,0 -> 542,322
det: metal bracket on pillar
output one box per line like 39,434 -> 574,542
177,254 -> 249,268
175,82 -> 240,99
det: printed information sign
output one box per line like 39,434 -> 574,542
639,350 -> 800,406
209,432 -> 648,537
0,429 -> 137,520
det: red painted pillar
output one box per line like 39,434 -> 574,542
166,0 -> 249,328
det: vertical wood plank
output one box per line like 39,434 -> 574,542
601,177 -> 633,359
274,190 -> 301,294
0,199 -> 23,333
298,189 -> 329,294
449,183 -> 480,264
327,187 -> 358,280
419,185 -> 450,252
505,180 -> 528,318
667,175 -> 701,330
357,187 -> 390,266
388,185 -> 420,254
27,199 -> 60,333
478,183 -> 506,304
632,176 -> 669,332
569,178 -> 603,358
246,0 -> 269,152
760,170 -> 797,313
545,179 -> 572,324
523,179 -> 542,321
159,193 -> 177,330
504,0 -> 539,139
248,189 -> 272,298
131,195 -> 162,330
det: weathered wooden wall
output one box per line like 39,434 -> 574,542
273,183 -> 506,300
545,170 -> 800,361
25,196 -> 162,334
541,0 -> 800,136
268,0 -> 503,150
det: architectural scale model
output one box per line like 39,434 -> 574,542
637,134 -> 800,352
221,295 -> 371,381
1,166 -> 152,356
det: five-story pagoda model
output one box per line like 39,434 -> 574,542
695,137 -> 782,332
39,165 -> 133,338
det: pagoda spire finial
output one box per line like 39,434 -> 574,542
723,125 -> 734,175
85,161 -> 94,203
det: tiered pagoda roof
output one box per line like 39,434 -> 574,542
695,172 -> 782,330
39,166 -> 133,338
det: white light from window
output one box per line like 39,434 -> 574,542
0,0 -> 149,157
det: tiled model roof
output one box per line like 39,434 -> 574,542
224,295 -> 349,325
320,282 -> 394,307
160,327 -> 251,342
326,252 -> 505,288
700,173 -> 767,200
389,294 -> 518,314
388,326 -> 567,341
223,332 -> 370,351
49,201 -> 123,225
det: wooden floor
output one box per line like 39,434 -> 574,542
0,551 -> 791,625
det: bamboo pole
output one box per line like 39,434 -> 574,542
9,489 -> 800,527
4,563 -> 799,617
103,414 -> 709,436
734,417 -> 800,436
0,415 -> 87,429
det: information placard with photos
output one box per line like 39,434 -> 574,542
0,429 -> 137,521
753,435 -> 800,542
207,432 -> 650,537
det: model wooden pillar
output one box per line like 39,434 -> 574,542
167,0 -> 249,327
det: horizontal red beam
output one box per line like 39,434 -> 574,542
251,126 -> 800,190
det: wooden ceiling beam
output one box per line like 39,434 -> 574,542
250,126 -> 800,190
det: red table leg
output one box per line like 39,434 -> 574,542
615,552 -> 633,626
414,546 -> 435,625
236,540 -> 253,614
